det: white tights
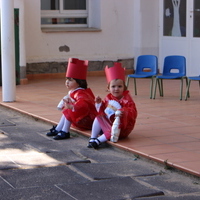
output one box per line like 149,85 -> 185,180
90,118 -> 107,144
56,114 -> 71,133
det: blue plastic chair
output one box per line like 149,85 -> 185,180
153,55 -> 188,100
126,55 -> 158,99
185,76 -> 200,100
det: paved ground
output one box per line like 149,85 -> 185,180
0,105 -> 200,200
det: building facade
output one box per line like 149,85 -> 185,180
1,0 -> 199,84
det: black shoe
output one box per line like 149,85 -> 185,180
87,142 -> 93,148
46,125 -> 58,136
53,131 -> 70,140
90,141 -> 99,149
87,138 -> 96,148
89,139 -> 101,149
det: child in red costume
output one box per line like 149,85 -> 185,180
88,62 -> 137,149
47,58 -> 97,140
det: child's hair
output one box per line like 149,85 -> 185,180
107,79 -> 127,91
66,77 -> 88,89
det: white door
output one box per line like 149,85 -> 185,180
160,0 -> 200,76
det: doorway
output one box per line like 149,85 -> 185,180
160,0 -> 200,76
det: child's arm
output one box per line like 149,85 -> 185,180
95,96 -> 102,104
63,98 -> 74,110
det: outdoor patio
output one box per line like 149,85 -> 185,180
0,75 -> 200,177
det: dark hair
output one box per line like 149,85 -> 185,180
107,79 -> 127,91
66,77 -> 88,89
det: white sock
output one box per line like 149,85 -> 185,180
96,134 -> 107,144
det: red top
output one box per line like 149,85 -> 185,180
63,88 -> 97,130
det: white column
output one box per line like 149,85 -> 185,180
1,0 -> 16,102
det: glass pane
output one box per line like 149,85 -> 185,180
193,0 -> 200,37
41,0 -> 59,10
41,17 -> 87,25
163,0 -> 186,37
63,0 -> 86,10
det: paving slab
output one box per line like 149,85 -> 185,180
58,177 -> 164,200
138,196 -> 200,200
137,174 -> 200,194
78,147 -> 135,163
71,162 -> 159,180
0,186 -> 75,200
0,166 -> 89,188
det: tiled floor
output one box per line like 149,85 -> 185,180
0,76 -> 200,177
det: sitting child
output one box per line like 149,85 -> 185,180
88,62 -> 137,149
47,58 -> 97,140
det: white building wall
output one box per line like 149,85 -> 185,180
23,0 -> 136,63
140,0 -> 159,56
0,0 -> 160,66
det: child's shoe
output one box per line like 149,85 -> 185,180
87,138 -> 96,148
53,131 -> 70,140
88,139 -> 100,149
46,125 -> 58,136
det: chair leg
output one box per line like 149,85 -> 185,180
153,78 -> 158,99
185,77 -> 190,98
133,78 -> 137,95
159,79 -> 163,97
180,78 -> 184,100
150,77 -> 154,99
185,79 -> 191,101
126,77 -> 130,88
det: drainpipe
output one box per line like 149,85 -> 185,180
1,0 -> 16,102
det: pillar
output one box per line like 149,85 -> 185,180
1,0 -> 16,102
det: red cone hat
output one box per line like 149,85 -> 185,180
66,58 -> 88,80
105,62 -> 125,83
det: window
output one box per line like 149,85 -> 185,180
41,0 -> 88,28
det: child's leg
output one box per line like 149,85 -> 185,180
61,117 -> 71,133
53,116 -> 71,140
89,118 -> 102,141
88,118 -> 107,149
46,114 -> 66,136
55,114 -> 65,131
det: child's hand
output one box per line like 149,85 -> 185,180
63,98 -> 73,109
115,110 -> 123,117
95,96 -> 102,104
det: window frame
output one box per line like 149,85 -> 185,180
41,0 -> 88,28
